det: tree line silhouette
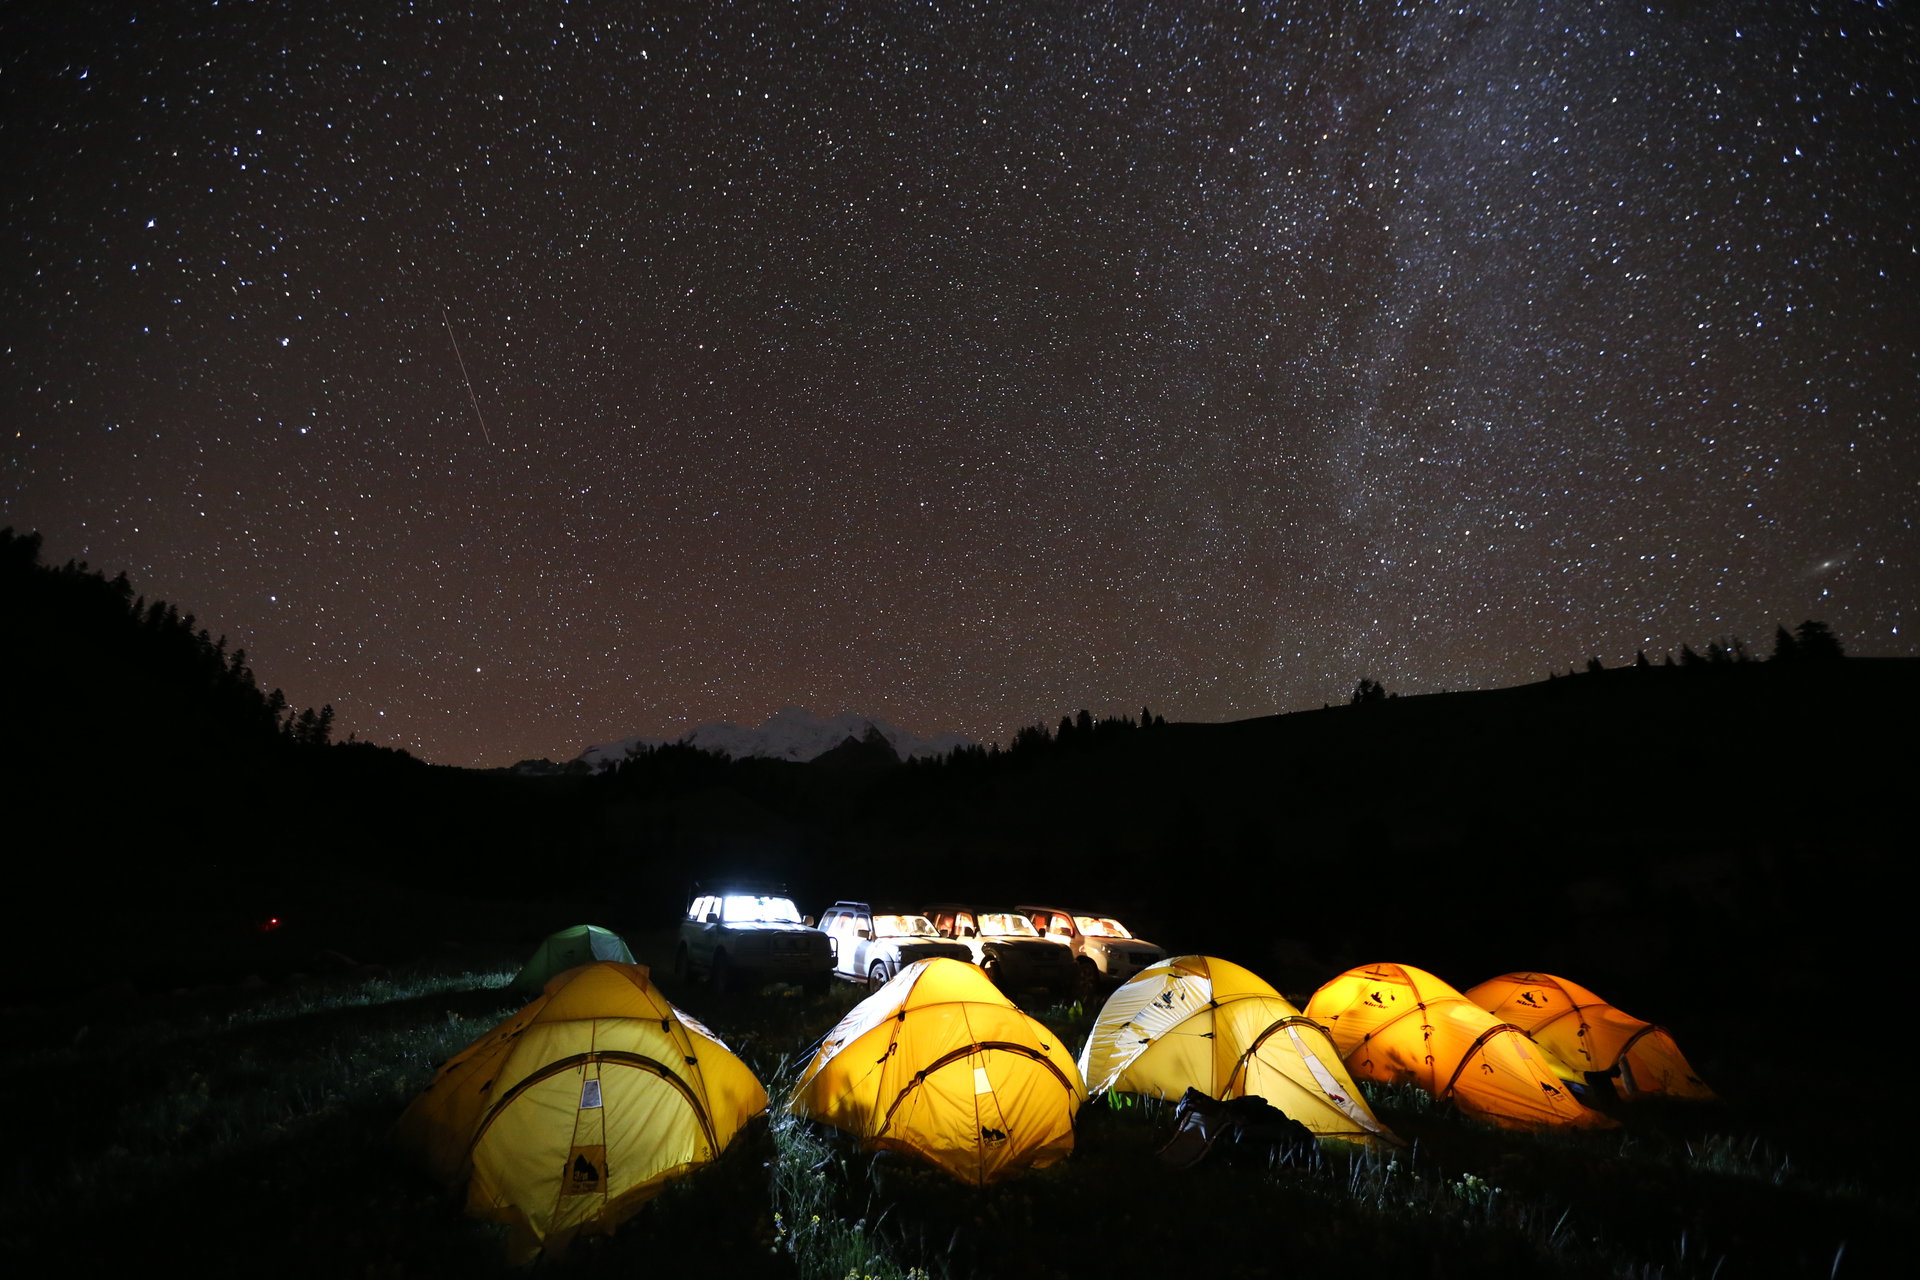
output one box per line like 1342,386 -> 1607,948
1350,619 -> 1848,705
1581,618 -> 1845,675
7,520 -> 1861,788
2,526 -> 343,759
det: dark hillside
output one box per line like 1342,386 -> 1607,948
840,661 -> 1911,1003
5,527 -> 1909,1018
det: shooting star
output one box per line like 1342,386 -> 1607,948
442,306 -> 495,447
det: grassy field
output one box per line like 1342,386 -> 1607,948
3,932 -> 1906,1279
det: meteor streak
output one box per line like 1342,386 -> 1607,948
442,306 -> 494,447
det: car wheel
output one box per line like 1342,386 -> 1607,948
1077,957 -> 1100,998
711,951 -> 732,994
869,961 -> 890,989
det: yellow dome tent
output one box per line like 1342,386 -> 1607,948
1305,962 -> 1615,1132
1078,955 -> 1399,1148
1465,971 -> 1715,1101
788,957 -> 1085,1185
395,962 -> 767,1260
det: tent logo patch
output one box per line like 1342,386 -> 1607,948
563,1146 -> 606,1196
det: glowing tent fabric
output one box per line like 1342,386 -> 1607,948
509,923 -> 635,993
1078,955 -> 1398,1148
395,962 -> 766,1260
1305,962 -> 1615,1132
789,957 -> 1086,1185
1465,971 -> 1714,1101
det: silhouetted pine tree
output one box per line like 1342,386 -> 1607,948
1000,723 -> 1051,761
1793,619 -> 1845,662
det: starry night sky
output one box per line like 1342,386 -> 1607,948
5,1 -> 1915,768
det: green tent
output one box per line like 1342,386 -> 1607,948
512,925 -> 635,993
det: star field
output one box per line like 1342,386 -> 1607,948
5,2 -> 1915,767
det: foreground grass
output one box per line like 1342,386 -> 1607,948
2,955 -> 1904,1278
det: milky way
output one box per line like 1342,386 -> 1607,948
5,2 -> 1915,767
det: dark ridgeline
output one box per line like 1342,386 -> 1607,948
2,527 -> 425,985
4,524 -> 1909,1010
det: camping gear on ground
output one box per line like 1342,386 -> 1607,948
1079,954 -> 1398,1148
1465,971 -> 1715,1101
395,962 -> 766,1261
1156,1087 -> 1319,1169
510,923 -> 635,993
788,957 -> 1086,1185
1306,962 -> 1616,1131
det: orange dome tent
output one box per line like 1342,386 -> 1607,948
1079,955 -> 1398,1148
1305,962 -> 1614,1132
789,957 -> 1085,1184
1465,971 -> 1714,1101
395,962 -> 767,1261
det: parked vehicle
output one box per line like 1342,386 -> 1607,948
817,902 -> 974,987
923,904 -> 1080,998
1019,905 -> 1167,992
674,887 -> 833,994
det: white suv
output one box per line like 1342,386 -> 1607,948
923,904 -> 1080,998
817,902 -> 974,987
673,889 -> 833,994
1019,905 -> 1166,991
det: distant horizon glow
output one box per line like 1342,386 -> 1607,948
5,3 -> 1914,768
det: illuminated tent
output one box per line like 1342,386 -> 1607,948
395,962 -> 766,1261
1078,955 -> 1398,1148
510,923 -> 635,993
1465,971 -> 1715,1101
789,957 -> 1085,1184
1305,962 -> 1615,1132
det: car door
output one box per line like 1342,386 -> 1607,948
686,895 -> 720,969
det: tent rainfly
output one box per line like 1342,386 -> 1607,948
1079,955 -> 1399,1148
395,962 -> 766,1261
510,924 -> 636,993
1465,971 -> 1715,1101
1305,962 -> 1616,1132
789,957 -> 1086,1185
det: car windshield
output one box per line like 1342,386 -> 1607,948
980,912 -> 1040,937
872,913 -> 939,937
1076,915 -> 1133,938
721,894 -> 803,923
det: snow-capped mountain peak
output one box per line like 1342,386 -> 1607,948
574,707 -> 972,770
